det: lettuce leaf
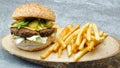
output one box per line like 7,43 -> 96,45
12,20 -> 29,29
46,21 -> 53,28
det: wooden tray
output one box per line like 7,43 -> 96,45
2,34 -> 120,68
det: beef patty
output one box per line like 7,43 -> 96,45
10,27 -> 55,37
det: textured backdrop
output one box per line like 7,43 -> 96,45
0,0 -> 120,68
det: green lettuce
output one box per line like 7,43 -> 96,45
46,21 -> 53,28
12,20 -> 29,29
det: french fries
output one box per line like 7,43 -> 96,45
87,41 -> 95,51
56,37 -> 66,49
65,29 -> 80,45
58,28 -> 69,39
63,24 -> 80,41
40,23 -> 108,62
76,23 -> 89,46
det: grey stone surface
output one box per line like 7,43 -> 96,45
0,0 -> 120,68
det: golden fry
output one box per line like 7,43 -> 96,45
70,35 -> 77,44
65,29 -> 80,45
91,36 -> 95,40
76,36 -> 82,47
91,31 -> 94,35
83,33 -> 87,38
74,47 -> 88,62
79,38 -> 86,50
99,31 -> 104,37
57,37 -> 66,49
87,24 -> 92,41
67,44 -> 72,57
59,27 -> 70,40
87,41 -> 95,51
67,24 -> 73,30
40,49 -> 53,59
99,36 -> 106,42
73,47 -> 78,53
53,42 -> 60,52
40,44 -> 55,59
63,24 -> 80,41
103,33 -> 108,38
58,47 -> 63,58
92,24 -> 100,40
76,23 -> 89,45
71,44 -> 78,53
59,24 -> 73,39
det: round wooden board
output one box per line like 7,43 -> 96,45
2,34 -> 120,68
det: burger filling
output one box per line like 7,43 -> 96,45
10,18 -> 56,44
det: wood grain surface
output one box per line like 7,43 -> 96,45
2,34 -> 120,68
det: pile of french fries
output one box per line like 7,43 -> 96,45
40,23 -> 108,62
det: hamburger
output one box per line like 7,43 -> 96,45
10,4 -> 56,51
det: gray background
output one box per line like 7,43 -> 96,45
0,0 -> 120,68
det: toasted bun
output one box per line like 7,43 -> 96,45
12,4 -> 56,22
13,36 -> 55,51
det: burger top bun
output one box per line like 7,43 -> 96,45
12,4 -> 56,22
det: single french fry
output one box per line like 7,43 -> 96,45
99,31 -> 104,37
91,35 -> 95,40
40,50 -> 52,59
40,44 -> 55,59
92,24 -> 100,40
91,31 -> 94,35
77,36 -> 83,47
67,24 -> 73,30
87,24 -> 92,41
53,42 -> 60,52
73,47 -> 78,53
94,34 -> 107,46
65,29 -> 80,45
57,37 -> 66,49
83,33 -> 87,38
87,41 -> 95,51
99,36 -> 106,42
103,33 -> 108,38
76,23 -> 89,45
71,42 -> 74,51
58,47 -> 63,58
63,24 -> 80,41
70,36 -> 77,44
71,44 -> 78,53
74,47 -> 88,62
67,44 -> 72,57
79,38 -> 86,50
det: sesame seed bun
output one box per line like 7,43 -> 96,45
12,4 -> 56,22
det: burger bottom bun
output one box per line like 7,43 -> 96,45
12,36 -> 55,51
